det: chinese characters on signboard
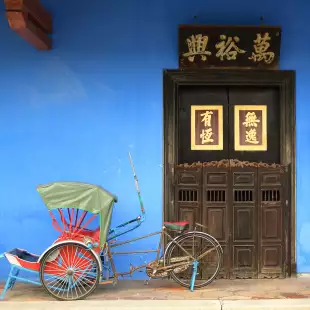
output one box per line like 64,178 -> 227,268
179,25 -> 281,69
191,105 -> 223,150
234,105 -> 267,151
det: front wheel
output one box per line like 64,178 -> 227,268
39,242 -> 100,301
165,232 -> 222,289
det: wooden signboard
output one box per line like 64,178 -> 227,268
4,0 -> 52,50
234,105 -> 267,151
191,105 -> 223,150
179,25 -> 281,69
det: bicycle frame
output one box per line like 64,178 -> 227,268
102,227 -> 195,280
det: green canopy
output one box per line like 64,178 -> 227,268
37,182 -> 118,247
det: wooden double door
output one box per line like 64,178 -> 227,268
174,163 -> 288,279
172,85 -> 289,279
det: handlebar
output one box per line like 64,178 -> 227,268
195,222 -> 208,231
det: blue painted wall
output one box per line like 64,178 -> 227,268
0,0 -> 309,280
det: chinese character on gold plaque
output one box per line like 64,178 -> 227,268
182,34 -> 212,62
191,105 -> 223,150
234,105 -> 267,151
215,35 -> 246,61
248,32 -> 275,65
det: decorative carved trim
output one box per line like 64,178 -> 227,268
176,159 -> 285,172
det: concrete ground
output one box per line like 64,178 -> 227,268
1,278 -> 310,309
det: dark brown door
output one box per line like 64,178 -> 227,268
175,84 -> 287,279
228,86 -> 280,163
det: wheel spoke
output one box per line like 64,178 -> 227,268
40,243 -> 99,301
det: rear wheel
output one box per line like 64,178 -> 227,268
39,242 -> 100,301
165,232 -> 222,289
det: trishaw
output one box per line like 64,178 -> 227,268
0,153 -> 222,301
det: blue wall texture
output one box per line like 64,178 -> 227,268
0,0 -> 309,279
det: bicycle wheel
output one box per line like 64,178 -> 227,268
40,242 -> 100,301
165,231 -> 222,289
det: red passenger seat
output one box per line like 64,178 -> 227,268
163,221 -> 189,232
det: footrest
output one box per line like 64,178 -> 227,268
2,248 -> 40,271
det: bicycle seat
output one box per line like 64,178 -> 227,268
163,221 -> 189,232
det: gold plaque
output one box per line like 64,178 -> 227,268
234,105 -> 267,151
191,105 -> 223,150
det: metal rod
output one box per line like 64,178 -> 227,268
107,247 -> 117,278
128,152 -> 145,215
111,250 -> 158,255
108,222 -> 142,241
7,276 -> 41,286
156,260 -> 191,271
75,209 -> 79,227
163,230 -> 195,260
110,231 -> 162,248
197,245 -> 221,261
155,229 -> 164,261
117,264 -> 148,277
99,280 -> 113,285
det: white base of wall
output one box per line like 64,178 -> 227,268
2,300 -> 310,310
296,273 -> 310,277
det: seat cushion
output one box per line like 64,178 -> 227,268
164,221 -> 189,232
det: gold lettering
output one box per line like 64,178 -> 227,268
200,110 -> 213,127
245,128 -> 259,144
200,128 -> 214,144
242,112 -> 260,127
215,35 -> 246,61
248,33 -> 275,64
183,34 -> 212,62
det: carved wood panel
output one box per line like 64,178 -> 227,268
230,167 -> 258,279
202,166 -> 230,279
174,163 -> 287,280
258,168 -> 286,278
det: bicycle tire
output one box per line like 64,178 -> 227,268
165,231 -> 222,289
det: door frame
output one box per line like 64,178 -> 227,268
163,69 -> 296,275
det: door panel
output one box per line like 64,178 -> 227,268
230,167 -> 258,279
228,86 -> 280,163
257,168 -> 286,278
202,166 -> 230,279
178,85 -> 229,164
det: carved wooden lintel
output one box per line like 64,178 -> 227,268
4,0 -> 52,50
176,159 -> 285,172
